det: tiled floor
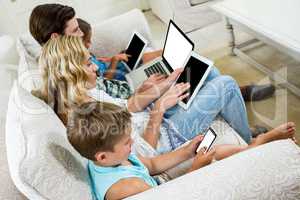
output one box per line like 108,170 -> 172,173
144,11 -> 300,143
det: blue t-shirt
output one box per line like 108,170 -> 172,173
90,55 -> 127,81
88,154 -> 157,200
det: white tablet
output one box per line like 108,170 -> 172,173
123,31 -> 148,71
177,51 -> 214,110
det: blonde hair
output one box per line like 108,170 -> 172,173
32,35 -> 91,124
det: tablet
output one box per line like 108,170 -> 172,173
196,127 -> 217,153
123,31 -> 148,71
177,51 -> 214,110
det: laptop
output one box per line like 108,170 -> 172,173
125,20 -> 194,90
122,31 -> 148,72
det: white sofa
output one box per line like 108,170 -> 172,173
6,9 -> 300,200
149,0 -> 222,33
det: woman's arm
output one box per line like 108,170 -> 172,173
127,68 -> 184,113
140,82 -> 190,148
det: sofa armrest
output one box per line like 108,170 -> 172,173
90,9 -> 154,57
127,140 -> 300,200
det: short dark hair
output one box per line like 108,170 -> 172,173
67,101 -> 132,161
29,4 -> 75,45
77,18 -> 91,42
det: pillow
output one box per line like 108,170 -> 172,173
6,83 -> 93,200
0,35 -> 19,64
16,34 -> 42,91
90,9 -> 155,57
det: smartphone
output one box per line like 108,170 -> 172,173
196,128 -> 217,153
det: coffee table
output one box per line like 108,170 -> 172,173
211,0 -> 300,97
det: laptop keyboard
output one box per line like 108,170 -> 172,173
144,62 -> 167,77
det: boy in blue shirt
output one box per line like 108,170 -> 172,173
67,102 -> 216,200
67,102 -> 295,200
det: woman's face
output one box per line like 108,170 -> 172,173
84,55 -> 98,87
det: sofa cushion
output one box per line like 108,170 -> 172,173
189,0 -> 211,6
6,83 -> 93,200
90,9 -> 154,57
16,33 -> 42,91
128,139 -> 300,200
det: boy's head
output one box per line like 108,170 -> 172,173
67,101 -> 133,166
77,18 -> 92,49
29,3 -> 83,45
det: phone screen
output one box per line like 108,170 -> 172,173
196,128 -> 217,153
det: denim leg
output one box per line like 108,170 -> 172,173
206,66 -> 221,82
164,75 -> 252,146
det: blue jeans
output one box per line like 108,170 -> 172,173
163,70 -> 252,149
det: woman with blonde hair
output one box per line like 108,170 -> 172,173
33,35 -> 296,155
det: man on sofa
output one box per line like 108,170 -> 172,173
28,3 -> 275,103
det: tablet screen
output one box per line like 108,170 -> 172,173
176,55 -> 209,104
125,34 -> 146,70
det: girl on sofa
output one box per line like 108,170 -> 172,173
77,18 -> 163,81
33,35 -> 296,157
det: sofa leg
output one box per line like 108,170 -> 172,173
226,17 -> 236,56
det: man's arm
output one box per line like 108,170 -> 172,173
142,49 -> 163,64
105,178 -> 151,200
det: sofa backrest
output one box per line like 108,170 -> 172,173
6,82 -> 93,200
90,8 -> 154,57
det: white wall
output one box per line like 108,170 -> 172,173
0,0 -> 148,37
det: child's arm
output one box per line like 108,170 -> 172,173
105,177 -> 151,200
139,135 -> 204,175
103,54 -> 130,79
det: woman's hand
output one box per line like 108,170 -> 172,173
189,147 -> 216,172
154,82 -> 190,112
136,74 -> 166,94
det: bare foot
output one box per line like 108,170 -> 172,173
251,122 -> 296,146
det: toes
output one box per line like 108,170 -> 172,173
286,122 -> 296,128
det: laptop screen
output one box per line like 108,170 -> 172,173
162,21 -> 194,70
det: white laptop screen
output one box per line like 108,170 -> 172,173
163,22 -> 194,70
